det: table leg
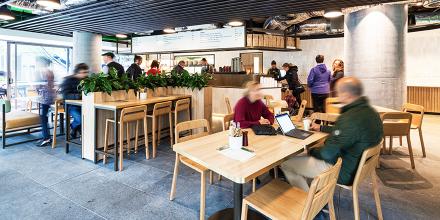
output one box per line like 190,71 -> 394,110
65,103 -> 70,154
60,112 -> 65,135
113,109 -> 119,171
93,108 -> 98,164
234,183 -> 243,220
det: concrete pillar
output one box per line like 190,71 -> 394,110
344,4 -> 407,109
73,32 -> 102,73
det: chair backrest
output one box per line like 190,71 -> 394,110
263,95 -> 274,106
292,100 -> 308,122
301,158 -> 343,220
310,112 -> 339,124
225,97 -> 233,114
351,141 -> 383,190
222,113 -> 235,131
0,99 -> 11,113
120,105 -> 148,123
325,97 -> 341,114
402,103 -> 424,128
175,98 -> 190,113
153,101 -> 172,116
381,112 -> 412,136
175,119 -> 211,143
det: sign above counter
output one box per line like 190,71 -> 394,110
132,27 -> 246,53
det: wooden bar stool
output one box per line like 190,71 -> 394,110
170,119 -> 212,220
241,158 -> 342,220
173,98 -> 191,128
325,97 -> 341,114
382,112 -> 414,169
51,99 -> 65,148
103,105 -> 149,171
402,103 -> 426,157
337,142 -> 383,220
147,101 -> 173,158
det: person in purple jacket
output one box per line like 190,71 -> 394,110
307,55 -> 331,114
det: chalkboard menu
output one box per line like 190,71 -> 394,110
132,27 -> 245,53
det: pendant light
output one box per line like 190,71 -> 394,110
324,9 -> 343,18
36,0 -> 62,9
0,6 -> 15,21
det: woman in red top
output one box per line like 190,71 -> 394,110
234,81 -> 274,128
147,60 -> 160,75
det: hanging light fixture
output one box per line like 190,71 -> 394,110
227,21 -> 244,27
115,34 -> 128,39
0,6 -> 15,21
36,0 -> 62,9
324,9 -> 343,18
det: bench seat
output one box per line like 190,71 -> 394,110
1,111 -> 41,130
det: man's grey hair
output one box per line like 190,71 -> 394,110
337,77 -> 363,97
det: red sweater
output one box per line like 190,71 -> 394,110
147,67 -> 160,76
233,97 -> 274,128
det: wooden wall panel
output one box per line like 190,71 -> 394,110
407,86 -> 440,113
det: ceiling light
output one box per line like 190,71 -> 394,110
324,9 -> 343,18
0,7 -> 15,21
115,34 -> 128,39
227,21 -> 244,27
36,0 -> 62,9
163,28 -> 176,33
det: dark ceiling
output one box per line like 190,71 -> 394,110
2,0 -> 401,36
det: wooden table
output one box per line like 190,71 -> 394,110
65,95 -> 191,171
329,104 -> 399,115
173,129 -> 328,220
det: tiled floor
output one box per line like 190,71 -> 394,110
1,115 -> 440,220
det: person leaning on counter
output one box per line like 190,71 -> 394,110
233,81 -> 274,128
173,60 -> 186,74
126,55 -> 143,80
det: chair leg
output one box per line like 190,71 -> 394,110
52,107 -> 59,149
241,201 -> 249,220
252,179 -> 256,192
169,113 -> 173,146
388,136 -> 393,155
157,115 -> 162,146
352,188 -> 360,220
399,136 -> 403,147
218,175 -> 222,182
407,135 -> 415,169
209,171 -> 213,185
126,122 -> 131,156
152,117 -> 157,158
103,120 -> 110,164
170,154 -> 180,201
371,172 -> 384,220
144,118 -> 150,160
274,167 -> 278,179
418,128 -> 426,158
328,196 -> 336,220
200,170 -> 207,220
119,123 -> 124,171
134,121 -> 139,154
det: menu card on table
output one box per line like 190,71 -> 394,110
218,147 -> 256,162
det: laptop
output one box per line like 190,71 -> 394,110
275,113 -> 313,140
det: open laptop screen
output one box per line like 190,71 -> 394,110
275,113 -> 295,133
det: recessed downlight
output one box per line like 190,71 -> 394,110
115,34 -> 128,39
163,28 -> 176,33
227,21 -> 244,27
324,9 -> 343,18
36,0 -> 62,9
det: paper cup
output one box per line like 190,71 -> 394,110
229,136 -> 243,149
303,119 -> 311,131
139,93 -> 147,100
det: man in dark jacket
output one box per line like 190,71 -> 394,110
280,77 -> 383,190
102,52 -> 125,77
277,63 -> 302,107
267,60 -> 280,78
61,63 -> 89,139
126,55 -> 143,80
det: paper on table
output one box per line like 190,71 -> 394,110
219,148 -> 255,162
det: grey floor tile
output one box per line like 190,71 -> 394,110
0,168 -> 46,206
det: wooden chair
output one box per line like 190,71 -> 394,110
402,103 -> 426,157
170,119 -> 213,220
382,112 -> 414,169
292,100 -> 308,122
225,97 -> 233,114
103,105 -> 149,171
51,99 -> 65,148
310,112 -> 339,125
242,158 -> 342,220
337,142 -> 384,220
147,101 -> 173,158
222,113 -> 235,131
325,97 -> 340,114
173,98 -> 191,128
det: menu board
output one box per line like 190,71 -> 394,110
132,27 -> 245,53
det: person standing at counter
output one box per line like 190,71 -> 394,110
61,63 -> 89,139
173,60 -> 186,74
147,60 -> 160,75
267,60 -> 280,78
126,55 -> 143,80
200,58 -> 213,74
276,63 -> 303,109
330,59 -> 345,97
102,52 -> 125,77
234,81 -> 274,128
307,55 -> 331,113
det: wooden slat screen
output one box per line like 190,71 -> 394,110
408,86 -> 440,113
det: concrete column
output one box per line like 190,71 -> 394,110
344,4 -> 407,109
73,32 -> 102,73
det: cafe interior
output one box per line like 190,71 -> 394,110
0,0 -> 440,219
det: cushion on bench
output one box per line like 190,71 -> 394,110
0,111 -> 41,130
